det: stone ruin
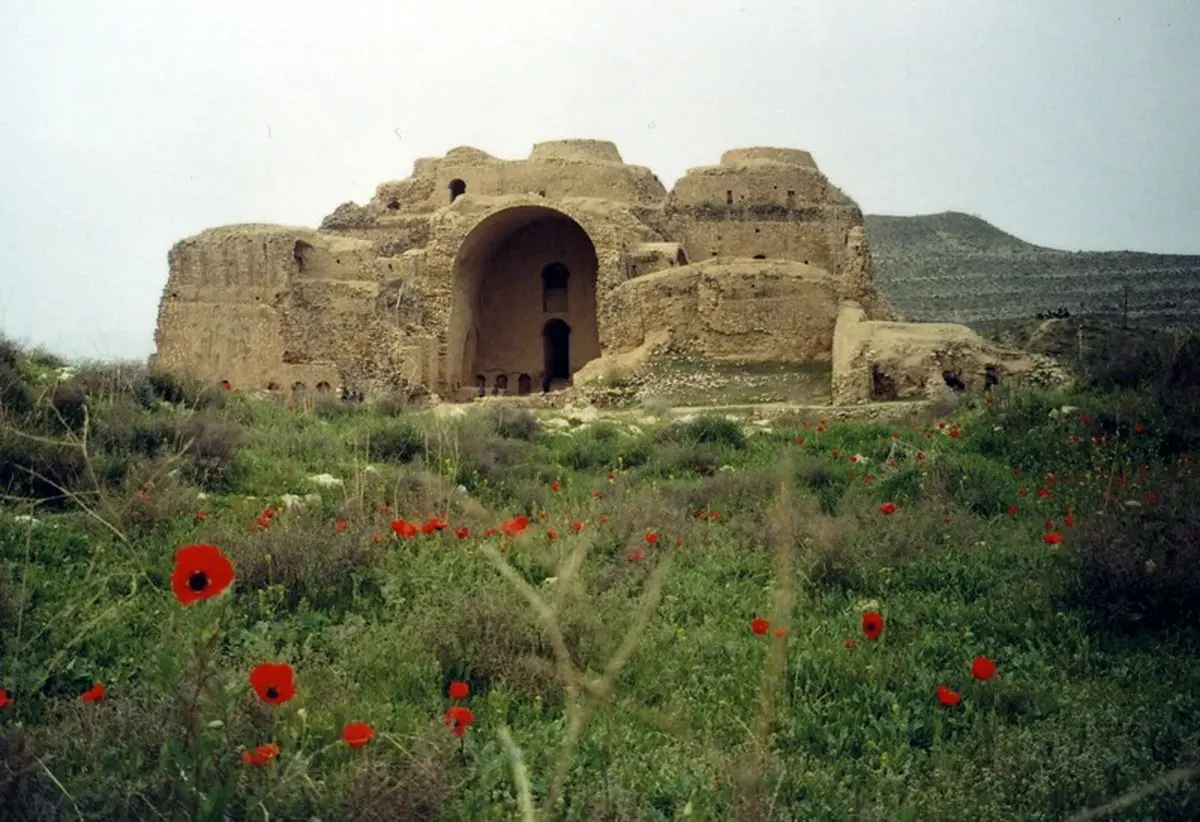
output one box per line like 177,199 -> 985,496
154,139 -> 1032,404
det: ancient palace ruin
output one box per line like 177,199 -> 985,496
155,139 -> 1029,403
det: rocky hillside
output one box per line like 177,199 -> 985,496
864,212 -> 1200,328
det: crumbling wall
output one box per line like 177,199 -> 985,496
604,260 -> 839,362
832,299 -> 1032,405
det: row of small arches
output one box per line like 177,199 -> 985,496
476,373 -> 543,396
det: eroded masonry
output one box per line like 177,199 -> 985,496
155,140 -> 1030,403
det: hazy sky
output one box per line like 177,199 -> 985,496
1,0 -> 1196,360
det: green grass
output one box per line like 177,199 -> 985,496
1,351 -> 1199,820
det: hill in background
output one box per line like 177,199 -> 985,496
864,211 -> 1200,330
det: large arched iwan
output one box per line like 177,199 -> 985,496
448,206 -> 600,392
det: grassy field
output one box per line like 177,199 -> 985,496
1,339 -> 1199,820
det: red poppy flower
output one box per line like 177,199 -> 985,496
803,420 -> 812,429
1043,531 -> 1063,544
242,742 -> 280,766
774,628 -> 787,638
501,516 -> 529,538
628,548 -> 645,562
546,528 -> 557,540
343,721 -> 374,749
423,517 -> 450,535
916,451 -> 925,460
0,688 -> 12,709
1008,504 -> 1018,517
570,520 -> 584,533
591,490 -> 601,498
937,421 -> 946,430
878,502 -> 897,516
249,662 -> 295,705
843,639 -> 857,649
849,455 -> 858,464
645,531 -> 658,545
936,685 -> 961,707
444,706 -> 474,737
750,617 -> 770,635
864,474 -> 875,485
551,481 -> 560,492
1018,488 -> 1028,496
378,505 -> 391,514
334,519 -> 349,532
971,655 -> 997,681
709,511 -> 719,521
455,526 -> 469,539
675,538 -> 684,547
816,424 -> 826,433
1044,519 -> 1055,531
372,534 -> 384,543
171,544 -> 235,606
943,515 -> 953,524
794,436 -> 805,445
483,527 -> 497,538
607,471 -> 615,480
251,513 -> 272,531
195,510 -> 208,522
1063,515 -> 1075,527
1134,423 -> 1145,434
831,449 -> 841,458
81,682 -> 106,703
390,518 -> 419,539
891,432 -> 899,440
448,681 -> 470,700
862,611 -> 884,640
949,427 -> 961,440
1036,487 -> 1051,499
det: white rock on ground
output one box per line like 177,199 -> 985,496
307,473 -> 344,488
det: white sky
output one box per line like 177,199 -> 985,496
1,0 -> 1196,360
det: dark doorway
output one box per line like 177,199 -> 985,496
517,373 -> 532,395
449,179 -> 466,202
543,319 -> 571,383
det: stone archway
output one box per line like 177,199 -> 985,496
449,206 -> 600,390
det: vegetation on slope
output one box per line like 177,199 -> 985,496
1,335 -> 1199,820
865,212 -> 1200,328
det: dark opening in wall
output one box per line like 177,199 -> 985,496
448,178 -> 466,202
386,200 -> 400,210
316,381 -> 331,393
538,190 -> 546,197
942,371 -> 967,391
293,240 -> 314,272
494,374 -> 508,395
267,381 -> 280,391
517,374 -> 532,395
753,254 -> 767,259
754,227 -> 760,233
984,365 -> 999,391
475,374 -> 486,396
726,190 -> 733,205
786,190 -> 796,208
631,264 -> 638,276
872,365 -> 897,399
291,381 -> 306,393
541,262 -> 570,313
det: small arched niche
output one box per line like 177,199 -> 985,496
542,262 -> 569,313
448,179 -> 466,202
517,373 -> 532,395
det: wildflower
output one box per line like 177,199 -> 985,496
444,706 -> 474,737
949,427 -> 961,440
1018,488 -> 1028,497
971,656 -> 997,681
1134,423 -> 1145,434
501,516 -> 529,538
334,519 -> 349,532
483,527 -> 497,538
372,534 -> 384,543
591,490 -> 601,498
774,628 -> 787,638
171,544 -> 235,606
878,502 -> 897,516
628,548 -> 645,562
249,662 -> 296,705
864,474 -> 875,485
455,526 -> 469,539
221,380 -> 232,391
343,721 -> 374,749
645,531 -> 659,545
1063,515 -> 1075,527
551,481 -> 560,492
862,611 -> 885,641
944,515 -> 953,524
546,528 -> 557,540
0,688 -> 12,708
816,424 -> 826,433
936,685 -> 961,707
194,510 -> 208,522
916,451 -> 925,461
831,449 -> 841,458
570,520 -> 584,533
448,681 -> 470,700
607,471 -> 615,481
1044,519 -> 1055,531
1008,504 -> 1018,517
422,517 -> 449,535
1043,532 -> 1063,545
709,511 -> 719,521
844,639 -> 857,649
242,743 -> 280,766
390,518 -> 419,539
1036,487 -> 1051,499
750,617 -> 770,635
378,505 -> 391,515
675,538 -> 684,547
794,436 -> 805,445
81,683 -> 106,703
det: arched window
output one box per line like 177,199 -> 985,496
316,381 -> 331,393
541,262 -> 569,313
448,179 -> 466,202
517,373 -> 532,395
494,374 -> 508,395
